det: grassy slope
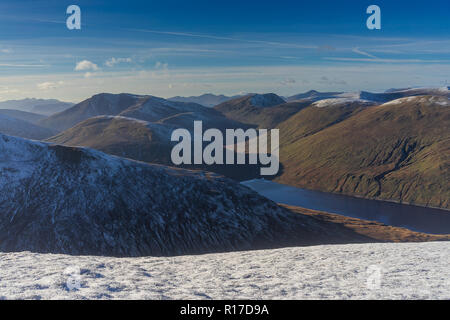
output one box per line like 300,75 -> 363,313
215,97 -> 310,128
47,116 -> 262,181
278,102 -> 367,143
276,96 -> 450,208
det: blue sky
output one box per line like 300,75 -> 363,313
0,0 -> 448,102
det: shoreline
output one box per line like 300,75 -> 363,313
282,204 -> 450,242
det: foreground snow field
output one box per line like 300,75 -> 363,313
0,242 -> 449,300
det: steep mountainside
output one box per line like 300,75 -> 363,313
0,134 -> 367,256
278,100 -> 374,145
46,115 -> 261,181
0,114 -> 54,140
275,95 -> 450,208
47,116 -> 174,164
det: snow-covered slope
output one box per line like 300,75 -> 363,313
0,242 -> 448,299
382,95 -> 450,107
0,133 -> 345,257
385,87 -> 449,97
288,87 -> 449,104
312,98 -> 375,108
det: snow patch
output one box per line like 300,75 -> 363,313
382,95 -> 450,107
312,98 -> 373,108
0,242 -> 448,299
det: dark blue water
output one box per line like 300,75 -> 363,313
242,179 -> 450,235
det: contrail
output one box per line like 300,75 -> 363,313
126,28 -> 317,49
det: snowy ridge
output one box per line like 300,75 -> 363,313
312,98 -> 374,108
387,87 -> 449,95
381,95 -> 450,107
0,133 -> 325,257
288,87 -> 449,105
89,115 -> 150,126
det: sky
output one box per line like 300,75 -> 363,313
0,0 -> 449,102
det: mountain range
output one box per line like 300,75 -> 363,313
39,93 -> 243,133
0,98 -> 73,116
46,113 -> 261,181
212,88 -> 449,208
286,87 -> 449,103
168,93 -> 239,107
1,87 -> 448,210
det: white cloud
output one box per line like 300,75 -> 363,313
155,61 -> 169,70
154,62 -> 169,78
75,60 -> 99,71
37,81 -> 64,90
280,78 -> 296,86
105,57 -> 132,67
318,76 -> 347,86
84,72 -> 93,78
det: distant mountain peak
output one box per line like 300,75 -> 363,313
168,93 -> 239,107
248,93 -> 285,108
0,98 -> 74,116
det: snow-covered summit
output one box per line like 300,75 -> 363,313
312,98 -> 375,108
381,95 -> 450,107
